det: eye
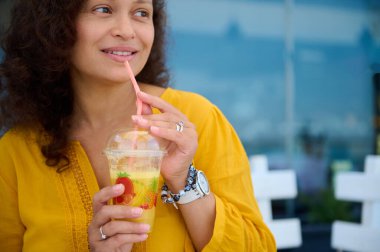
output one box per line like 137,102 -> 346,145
94,6 -> 112,14
134,9 -> 150,18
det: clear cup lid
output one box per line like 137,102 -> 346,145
104,129 -> 166,157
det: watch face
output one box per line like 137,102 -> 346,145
197,171 -> 210,194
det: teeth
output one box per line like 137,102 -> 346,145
107,51 -> 133,56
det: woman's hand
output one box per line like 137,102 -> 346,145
131,91 -> 198,192
88,184 -> 150,252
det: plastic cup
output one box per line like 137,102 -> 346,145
103,129 -> 166,231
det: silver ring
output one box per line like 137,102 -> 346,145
99,225 -> 107,240
176,121 -> 184,132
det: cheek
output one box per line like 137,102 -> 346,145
150,27 -> 155,44
150,29 -> 155,49
73,28 -> 89,52
75,19 -> 102,47
142,26 -> 155,50
75,19 -> 87,41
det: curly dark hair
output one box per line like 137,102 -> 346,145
0,0 -> 170,172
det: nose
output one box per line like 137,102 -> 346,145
110,14 -> 135,40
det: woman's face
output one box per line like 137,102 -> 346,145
71,0 -> 154,85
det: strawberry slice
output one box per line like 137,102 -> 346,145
146,191 -> 157,209
113,172 -> 135,205
140,203 -> 149,209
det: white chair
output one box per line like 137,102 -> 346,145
250,155 -> 302,249
331,155 -> 380,252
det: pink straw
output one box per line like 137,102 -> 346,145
124,60 -> 143,115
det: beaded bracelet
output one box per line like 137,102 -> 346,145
161,164 -> 197,209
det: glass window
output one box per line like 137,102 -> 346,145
167,0 -> 379,250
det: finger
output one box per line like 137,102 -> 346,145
132,116 -> 195,133
141,102 -> 152,115
101,220 -> 150,238
93,205 -> 144,227
90,233 -> 148,250
134,112 -> 178,123
137,91 -> 182,116
132,113 -> 194,128
134,112 -> 191,125
150,125 -> 198,150
89,218 -> 146,246
107,233 -> 148,247
132,115 -> 176,130
93,184 -> 125,213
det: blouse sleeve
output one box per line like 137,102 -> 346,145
0,134 -> 25,251
193,105 -> 276,252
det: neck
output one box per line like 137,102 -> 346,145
71,77 -> 137,134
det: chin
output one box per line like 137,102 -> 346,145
102,71 -> 132,83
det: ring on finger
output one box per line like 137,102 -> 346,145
176,121 -> 184,132
99,225 -> 107,240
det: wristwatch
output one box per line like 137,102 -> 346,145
177,170 -> 210,204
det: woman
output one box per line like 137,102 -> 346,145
0,0 -> 276,251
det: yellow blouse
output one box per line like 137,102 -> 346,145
0,88 -> 275,251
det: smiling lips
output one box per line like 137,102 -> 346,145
105,50 -> 133,56
102,48 -> 137,62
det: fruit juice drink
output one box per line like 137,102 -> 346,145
109,165 -> 160,227
104,129 -> 165,231
105,61 -> 164,230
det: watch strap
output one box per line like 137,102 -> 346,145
161,164 -> 210,208
177,186 -> 203,204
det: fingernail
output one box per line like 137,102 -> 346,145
141,224 -> 151,232
150,126 -> 159,133
113,184 -> 124,193
132,207 -> 143,216
140,234 -> 148,240
139,118 -> 148,124
139,91 -> 148,97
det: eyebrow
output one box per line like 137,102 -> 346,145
105,0 -> 152,3
133,0 -> 152,3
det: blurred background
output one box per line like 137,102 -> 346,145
1,0 -> 379,251
164,0 -> 380,251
